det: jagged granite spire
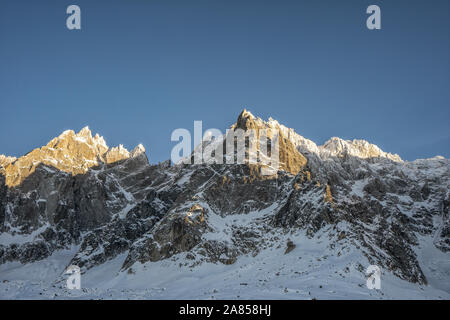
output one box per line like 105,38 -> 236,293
0,155 -> 16,168
1,127 -> 147,187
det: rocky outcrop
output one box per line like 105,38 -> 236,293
122,204 -> 209,269
0,155 -> 16,168
69,186 -> 177,271
232,109 -> 307,175
2,127 -> 141,187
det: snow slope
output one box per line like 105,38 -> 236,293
1,210 -> 448,300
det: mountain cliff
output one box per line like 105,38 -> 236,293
0,111 -> 449,299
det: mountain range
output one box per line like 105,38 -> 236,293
0,110 -> 449,299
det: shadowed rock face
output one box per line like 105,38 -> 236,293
0,111 -> 449,287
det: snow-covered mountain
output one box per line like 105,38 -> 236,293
0,110 -> 449,299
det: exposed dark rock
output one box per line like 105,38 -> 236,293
284,240 -> 296,254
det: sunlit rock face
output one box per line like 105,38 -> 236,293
320,137 -> 402,162
0,155 -> 16,168
1,127 -> 139,187
214,110 -> 401,178
232,109 -> 308,176
195,109 -> 308,178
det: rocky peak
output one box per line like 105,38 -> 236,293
1,127 -> 146,187
234,109 -> 256,130
320,137 -> 402,162
0,155 -> 16,168
78,126 -> 92,138
233,110 -> 402,163
229,110 -> 307,176
131,144 -> 146,158
228,109 -> 407,176
104,144 -> 130,164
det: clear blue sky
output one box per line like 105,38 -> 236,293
1,0 -> 449,162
